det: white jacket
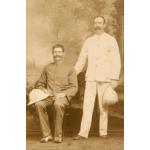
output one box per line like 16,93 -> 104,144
75,33 -> 121,82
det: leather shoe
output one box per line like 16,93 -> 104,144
54,137 -> 62,143
73,135 -> 86,140
40,135 -> 53,143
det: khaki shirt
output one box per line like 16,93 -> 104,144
36,62 -> 78,100
75,33 -> 121,81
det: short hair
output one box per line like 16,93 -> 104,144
52,44 -> 64,53
94,16 -> 106,24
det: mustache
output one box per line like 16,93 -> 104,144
95,26 -> 101,30
54,55 -> 63,58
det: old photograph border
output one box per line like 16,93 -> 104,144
0,0 -> 150,150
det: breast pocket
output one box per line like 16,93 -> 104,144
55,74 -> 68,85
101,45 -> 111,60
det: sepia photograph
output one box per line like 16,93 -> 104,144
26,0 -> 124,149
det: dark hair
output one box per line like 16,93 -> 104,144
95,16 -> 106,24
52,44 -> 64,53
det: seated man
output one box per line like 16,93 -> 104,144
34,44 -> 78,143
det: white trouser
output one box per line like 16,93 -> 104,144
78,81 -> 109,138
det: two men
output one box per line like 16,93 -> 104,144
32,15 -> 121,142
34,44 -> 78,143
74,16 -> 121,139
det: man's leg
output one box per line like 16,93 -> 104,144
78,81 -> 97,138
35,98 -> 53,138
97,82 -> 109,137
53,97 -> 69,141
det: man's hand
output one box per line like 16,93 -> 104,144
110,80 -> 119,89
38,86 -> 48,93
54,93 -> 66,107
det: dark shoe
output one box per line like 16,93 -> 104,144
73,135 -> 86,140
100,135 -> 108,138
40,135 -> 53,143
54,137 -> 62,143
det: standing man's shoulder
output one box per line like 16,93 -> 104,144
104,33 -> 117,42
87,34 -> 97,40
83,34 -> 97,45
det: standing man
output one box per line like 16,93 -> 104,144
35,44 -> 78,143
74,16 -> 121,139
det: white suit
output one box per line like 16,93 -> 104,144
75,32 -> 121,138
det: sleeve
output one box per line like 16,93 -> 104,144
74,40 -> 88,75
64,68 -> 78,100
110,38 -> 121,80
35,67 -> 47,88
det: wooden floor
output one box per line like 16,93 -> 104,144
27,133 -> 123,150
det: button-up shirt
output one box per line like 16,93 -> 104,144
36,62 -> 78,100
75,32 -> 121,82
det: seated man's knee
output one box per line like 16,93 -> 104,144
54,102 -> 63,109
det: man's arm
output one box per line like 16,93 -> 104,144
110,38 -> 121,88
74,41 -> 88,75
35,67 -> 47,89
110,38 -> 121,80
59,68 -> 78,101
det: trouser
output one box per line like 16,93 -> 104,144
35,96 -> 69,138
78,81 -> 109,138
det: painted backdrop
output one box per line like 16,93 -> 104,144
27,0 -> 124,132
